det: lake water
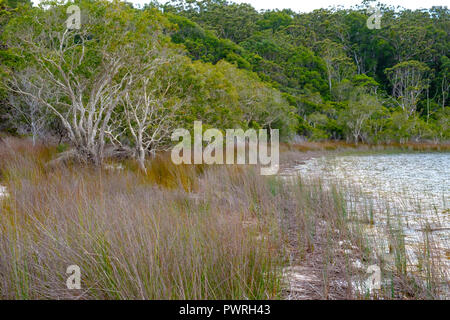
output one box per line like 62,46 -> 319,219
292,152 -> 450,279
295,153 -> 449,212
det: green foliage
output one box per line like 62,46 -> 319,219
164,1 -> 449,143
168,0 -> 261,43
5,0 -> 31,9
168,13 -> 253,69
0,0 -> 449,145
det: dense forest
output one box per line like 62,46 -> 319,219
0,0 -> 449,165
157,0 -> 450,143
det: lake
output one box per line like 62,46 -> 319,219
292,152 -> 450,277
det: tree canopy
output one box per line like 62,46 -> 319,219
0,0 -> 449,167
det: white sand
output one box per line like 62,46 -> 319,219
0,185 -> 8,199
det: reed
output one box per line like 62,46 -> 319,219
0,137 -> 447,299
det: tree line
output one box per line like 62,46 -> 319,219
0,0 -> 295,169
0,0 -> 448,168
158,0 -> 449,143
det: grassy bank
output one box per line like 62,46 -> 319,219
0,137 -> 447,299
281,140 -> 450,153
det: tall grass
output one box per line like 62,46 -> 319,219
0,137 -> 447,299
0,138 -> 284,299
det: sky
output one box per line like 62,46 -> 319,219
123,0 -> 449,12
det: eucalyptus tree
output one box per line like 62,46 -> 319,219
217,61 -> 295,132
385,60 -> 431,117
7,69 -> 51,145
119,53 -> 189,172
316,39 -> 356,94
3,0 -> 172,164
437,56 -> 450,110
338,91 -> 383,143
170,0 -> 261,43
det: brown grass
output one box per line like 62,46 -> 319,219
0,137 -> 447,300
281,141 -> 450,153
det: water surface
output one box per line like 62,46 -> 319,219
293,152 -> 449,274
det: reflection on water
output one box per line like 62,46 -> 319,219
293,153 -> 449,284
